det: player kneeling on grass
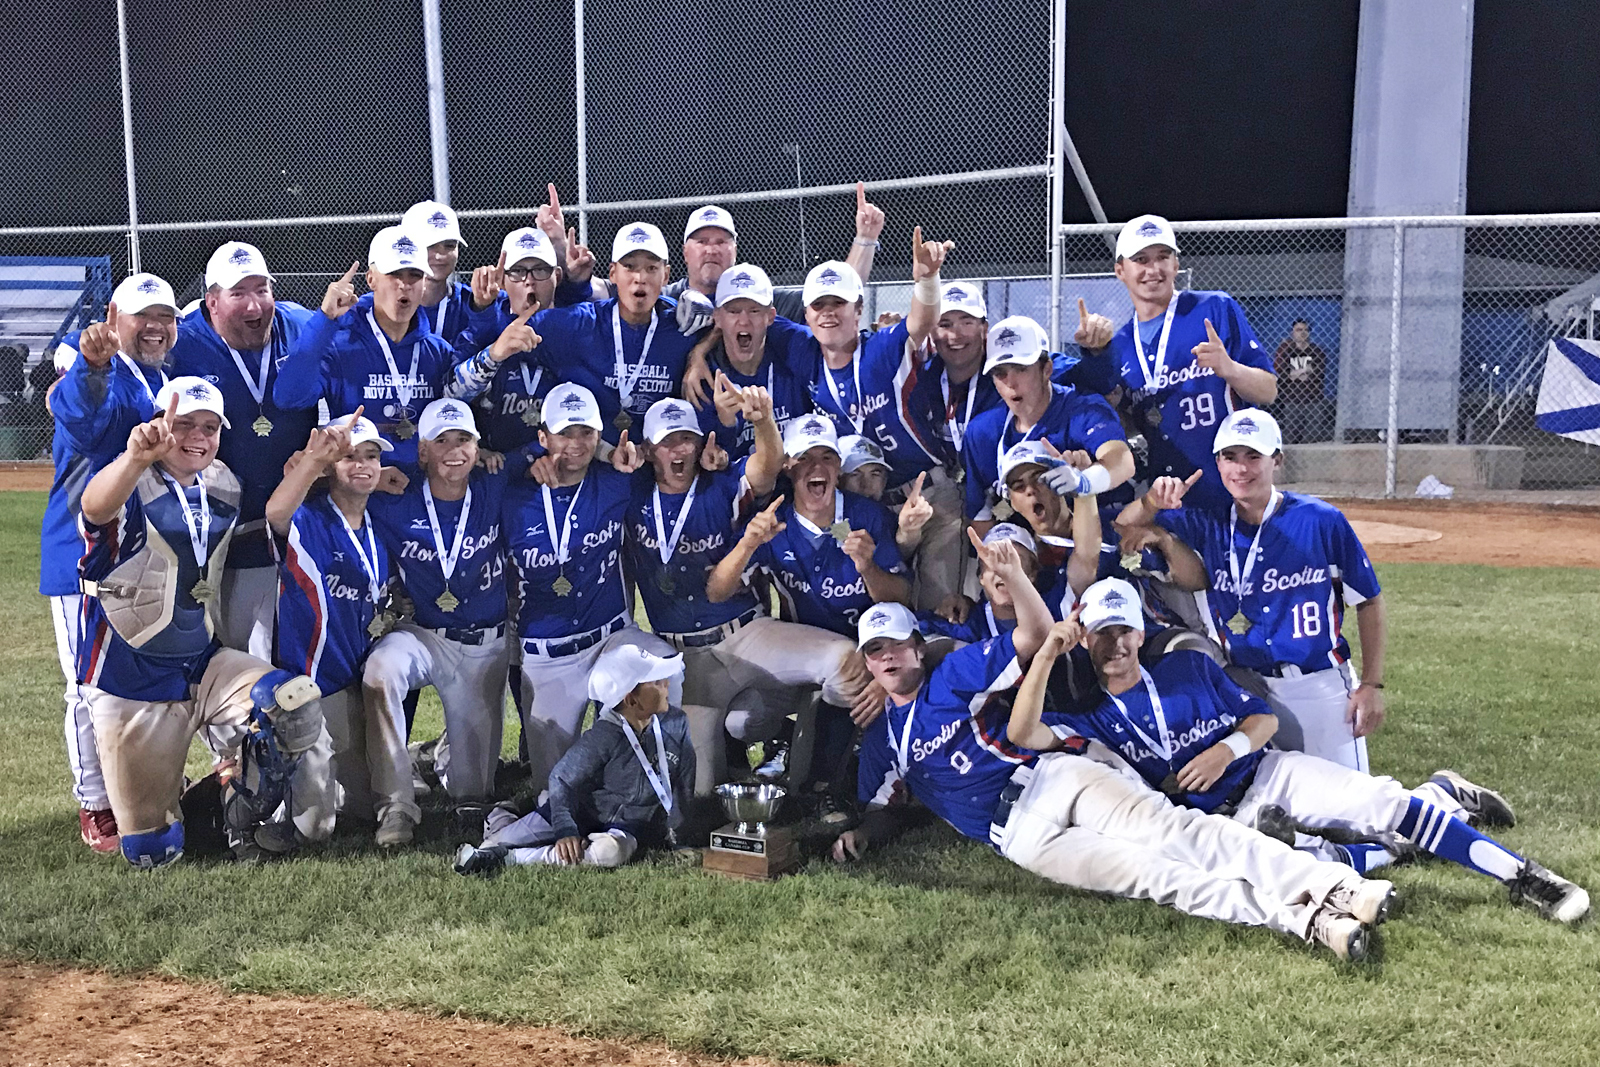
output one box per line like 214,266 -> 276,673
455,646 -> 693,874
1060,577 -> 1590,923
832,530 -> 1393,962
77,379 -> 328,868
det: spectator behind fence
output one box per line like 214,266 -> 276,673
1273,319 -> 1328,443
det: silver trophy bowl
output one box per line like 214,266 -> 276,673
716,782 -> 787,834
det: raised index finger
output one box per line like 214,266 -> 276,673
341,261 -> 360,284
1183,468 -> 1205,488
856,181 -> 867,210
346,405 -> 365,426
1077,297 -> 1089,325
764,494 -> 785,514
547,183 -> 562,213
908,470 -> 925,501
1204,317 -> 1220,343
162,391 -> 180,423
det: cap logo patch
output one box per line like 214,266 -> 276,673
997,327 -> 1019,344
819,268 -> 840,285
802,417 -> 827,434
1234,417 -> 1258,434
436,405 -> 463,421
1101,590 -> 1128,608
427,211 -> 449,228
394,236 -> 417,256
664,407 -> 687,423
1137,220 -> 1162,237
137,278 -> 161,293
946,286 -> 967,300
731,272 -> 753,288
698,209 -> 717,221
862,442 -> 884,459
867,609 -> 891,626
559,392 -> 586,412
517,233 -> 542,248
627,226 -> 651,242
185,383 -> 210,400
228,248 -> 253,265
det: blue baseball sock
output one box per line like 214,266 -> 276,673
1397,797 -> 1523,882
1340,842 -> 1395,874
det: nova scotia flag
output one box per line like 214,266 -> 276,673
1536,338 -> 1600,444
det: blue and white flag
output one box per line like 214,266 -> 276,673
1536,338 -> 1600,445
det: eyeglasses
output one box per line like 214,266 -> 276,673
505,265 -> 555,281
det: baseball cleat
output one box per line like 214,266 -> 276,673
1509,861 -> 1590,924
1428,769 -> 1516,828
375,811 -> 416,849
1327,878 -> 1396,926
450,802 -> 489,846
453,842 -> 506,877
1251,804 -> 1298,847
254,820 -> 308,855
754,742 -> 789,780
1310,907 -> 1370,962
79,807 -> 120,854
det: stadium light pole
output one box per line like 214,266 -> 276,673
421,0 -> 452,204
574,0 -> 589,245
114,0 -> 141,273
783,144 -> 809,272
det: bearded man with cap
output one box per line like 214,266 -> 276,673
75,377 -> 328,869
502,382 -> 680,797
42,273 -> 179,852
1117,409 -> 1384,771
454,645 -> 693,875
275,227 -> 481,469
402,199 -> 473,343
1093,215 -> 1277,512
170,241 -> 322,659
962,315 -> 1134,536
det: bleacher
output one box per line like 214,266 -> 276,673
0,256 -> 112,459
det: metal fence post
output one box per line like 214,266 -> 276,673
573,0 -> 589,245
1384,220 -> 1404,498
114,0 -> 141,274
421,0 -> 451,204
1046,0 -> 1066,349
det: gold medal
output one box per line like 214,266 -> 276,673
1226,611 -> 1252,635
613,410 -> 633,432
189,579 -> 215,603
395,417 -> 417,440
436,589 -> 460,613
992,499 -> 1014,521
553,574 -> 573,597
367,612 -> 395,639
1120,552 -> 1144,574
829,521 -> 851,544
521,405 -> 541,427
1146,406 -> 1162,428
251,414 -> 273,437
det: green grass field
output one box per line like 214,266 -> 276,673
1,490 -> 1597,1067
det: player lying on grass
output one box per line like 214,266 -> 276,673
1054,577 -> 1590,923
454,646 -> 693,874
831,530 -> 1393,962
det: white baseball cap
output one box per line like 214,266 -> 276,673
802,261 -> 863,307
983,316 -> 1050,374
156,376 -> 231,429
856,601 -> 919,650
643,397 -> 702,444
500,227 -> 557,269
1212,408 -> 1283,456
611,222 -> 671,264
714,263 -> 774,309
999,441 -> 1065,494
1079,577 -> 1145,633
418,397 -> 479,441
983,522 -> 1038,556
110,273 -> 177,315
587,644 -> 685,713
205,241 -> 273,291
402,200 -> 467,247
783,413 -> 841,458
541,383 -> 603,434
938,281 -> 988,321
838,434 -> 889,474
368,226 -> 427,275
1115,214 -> 1180,261
684,204 -> 737,241
325,414 -> 394,453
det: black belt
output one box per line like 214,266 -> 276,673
991,777 -> 1026,832
665,607 -> 761,649
437,621 -> 506,646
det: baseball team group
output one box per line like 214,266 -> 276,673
40,187 -> 1588,963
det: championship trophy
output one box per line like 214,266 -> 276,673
702,783 -> 799,881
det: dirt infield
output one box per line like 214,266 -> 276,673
0,464 -> 54,491
0,961 -> 784,1067
1329,499 -> 1600,568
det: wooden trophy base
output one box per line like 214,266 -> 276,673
702,823 -> 800,881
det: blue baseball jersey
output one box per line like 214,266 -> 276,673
77,465 -> 240,702
962,385 -> 1126,519
531,298 -> 699,446
857,632 -> 1078,844
367,468 -> 509,632
1156,492 -> 1381,673
40,337 -> 165,596
799,322 -> 939,489
418,279 -> 473,344
171,302 -> 320,569
625,465 -> 761,636
272,293 -> 456,467
743,490 -> 906,637
1102,290 -> 1274,512
503,465 -> 632,640
696,318 -> 814,462
270,492 -> 390,694
1065,650 -> 1265,815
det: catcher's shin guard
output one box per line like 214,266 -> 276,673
249,670 -> 323,755
223,672 -> 323,834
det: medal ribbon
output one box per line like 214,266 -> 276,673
887,696 -> 920,778
158,471 -> 211,569
790,490 -> 844,540
518,359 -> 544,402
651,480 -> 699,565
335,504 -> 383,606
822,355 -> 866,435
1105,667 -> 1176,762
423,481 -> 473,582
1129,298 -> 1179,391
942,369 -> 978,453
540,478 -> 587,567
983,602 -> 1000,638
224,335 -> 273,408
603,709 -> 674,816
366,311 -> 420,416
1226,489 -> 1283,610
993,411 -> 1049,495
611,304 -> 659,409
118,353 -> 167,406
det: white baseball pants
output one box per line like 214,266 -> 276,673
50,593 -> 107,809
216,564 -> 277,660
1262,662 -> 1368,772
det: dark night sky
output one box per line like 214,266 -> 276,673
2,0 -> 1597,283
